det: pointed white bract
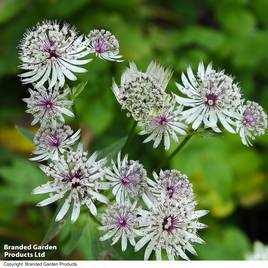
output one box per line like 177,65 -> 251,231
98,201 -> 141,251
18,20 -> 91,88
112,61 -> 172,121
32,144 -> 108,223
106,152 -> 152,205
149,169 -> 194,205
246,241 -> 268,260
236,101 -> 267,146
174,62 -> 242,133
87,29 -> 122,62
135,201 -> 207,260
138,100 -> 188,150
23,84 -> 74,126
31,123 -> 80,161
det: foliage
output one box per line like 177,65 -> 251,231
0,0 -> 268,260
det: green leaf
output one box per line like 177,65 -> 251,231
171,137 -> 235,217
16,126 -> 34,142
62,222 -> 84,256
71,80 -> 88,99
41,207 -> 66,245
197,226 -> 250,260
0,156 -> 46,205
40,0 -> 90,18
78,96 -> 114,135
98,136 -> 127,160
77,215 -> 115,260
0,0 -> 27,24
215,5 -> 255,35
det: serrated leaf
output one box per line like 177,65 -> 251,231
16,126 -> 34,142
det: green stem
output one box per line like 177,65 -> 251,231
72,102 -> 78,118
167,131 -> 195,161
121,120 -> 138,155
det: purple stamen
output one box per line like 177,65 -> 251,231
117,216 -> 128,228
38,97 -> 54,111
154,115 -> 168,126
121,175 -> 130,186
43,39 -> 58,58
95,39 -> 107,54
47,134 -> 60,148
243,110 -> 257,127
63,169 -> 83,188
166,185 -> 176,199
162,215 -> 178,233
205,93 -> 217,108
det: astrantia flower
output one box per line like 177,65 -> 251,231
138,100 -> 187,150
98,201 -> 142,251
32,144 -> 109,223
246,241 -> 268,260
112,61 -> 172,121
149,170 -> 194,204
19,20 -> 91,88
23,84 -> 74,125
175,62 -> 242,133
236,101 -> 267,146
106,153 -> 152,206
87,29 -> 122,62
135,201 -> 208,260
31,123 -> 80,161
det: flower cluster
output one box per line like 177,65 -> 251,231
23,85 -> 74,126
136,201 -> 207,260
31,122 -> 80,161
98,201 -> 142,252
105,153 -> 151,205
236,101 -> 267,146
113,62 -> 267,148
19,20 -> 122,222
98,161 -> 207,260
174,62 -> 267,146
19,21 -> 90,88
19,21 -> 122,88
33,144 -> 109,222
246,241 -> 268,260
87,29 -> 122,62
112,62 -> 187,150
20,19 -> 268,261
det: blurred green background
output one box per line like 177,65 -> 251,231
0,0 -> 268,260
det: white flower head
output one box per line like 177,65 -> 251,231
98,201 -> 142,251
32,144 -> 109,223
175,62 -> 242,133
246,241 -> 268,260
138,99 -> 188,150
87,29 -> 122,62
135,201 -> 208,260
112,61 -> 172,121
149,170 -> 194,205
31,123 -> 80,161
236,101 -> 267,146
23,84 -> 74,126
106,152 -> 152,206
19,20 -> 91,88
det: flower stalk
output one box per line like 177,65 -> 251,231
121,120 -> 138,155
167,131 -> 195,161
